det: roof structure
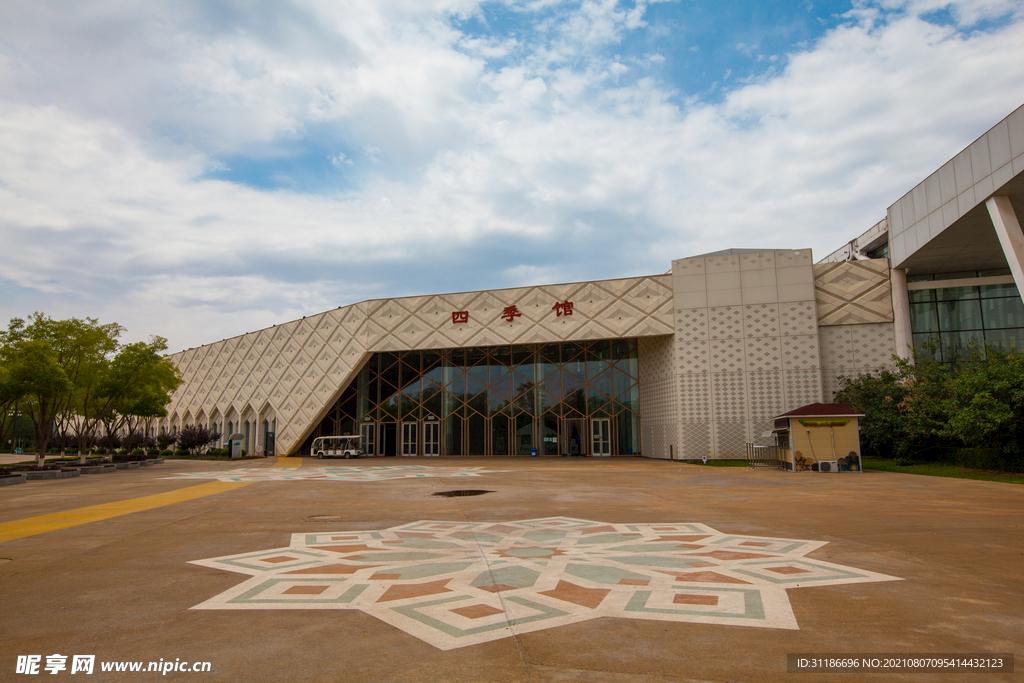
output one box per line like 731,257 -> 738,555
775,403 -> 863,418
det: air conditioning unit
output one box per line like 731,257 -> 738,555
817,460 -> 839,473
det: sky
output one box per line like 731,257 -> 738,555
1,0 -> 1023,354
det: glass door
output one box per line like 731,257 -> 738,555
561,418 -> 586,456
401,422 -> 418,457
591,418 -> 611,457
423,421 -> 439,457
360,422 -> 376,456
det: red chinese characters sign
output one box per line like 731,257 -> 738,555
452,301 -> 574,325
501,305 -> 522,322
552,300 -> 574,317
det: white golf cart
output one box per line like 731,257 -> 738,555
311,435 -> 364,459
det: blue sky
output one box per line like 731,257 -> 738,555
1,0 -> 1022,352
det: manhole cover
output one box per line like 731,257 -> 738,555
432,490 -> 493,497
306,515 -> 344,522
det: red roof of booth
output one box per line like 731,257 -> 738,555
775,403 -> 863,418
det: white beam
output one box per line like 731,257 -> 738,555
987,195 -> 1024,305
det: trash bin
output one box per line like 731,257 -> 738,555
530,448 -> 538,457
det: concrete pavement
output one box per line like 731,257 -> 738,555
1,456 -> 1020,682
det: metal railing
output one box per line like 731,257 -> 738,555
746,443 -> 784,469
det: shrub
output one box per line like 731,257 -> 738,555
176,425 -> 222,455
52,432 -> 77,451
97,433 -> 122,451
839,342 -> 1024,470
174,448 -> 189,456
160,449 -> 173,456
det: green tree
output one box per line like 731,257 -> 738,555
894,345 -> 956,455
98,336 -> 182,443
0,338 -> 71,465
940,345 -> 1024,462
838,341 -> 1024,467
2,314 -> 124,463
834,367 -> 911,457
1,314 -> 181,465
0,359 -> 15,451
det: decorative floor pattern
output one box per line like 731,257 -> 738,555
190,517 -> 900,650
162,466 -> 506,483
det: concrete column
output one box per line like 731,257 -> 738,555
986,196 -> 1024,305
890,266 -> 913,361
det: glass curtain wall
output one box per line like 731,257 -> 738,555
909,271 -> 1024,361
304,339 -> 641,456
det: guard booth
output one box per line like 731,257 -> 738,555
772,403 -> 863,472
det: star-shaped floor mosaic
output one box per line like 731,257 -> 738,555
190,517 -> 900,650
162,465 -> 505,482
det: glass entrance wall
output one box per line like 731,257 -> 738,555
303,339 -> 641,456
909,271 -> 1024,362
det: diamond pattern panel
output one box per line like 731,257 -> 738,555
715,421 -> 747,458
818,326 -> 855,369
813,260 -> 894,326
708,307 -> 743,340
747,372 -> 783,421
677,341 -> 710,374
744,336 -> 782,372
672,251 -> 821,459
679,373 -> 710,422
852,324 -> 897,368
681,423 -> 711,459
675,309 -> 709,341
780,301 -> 818,336
712,373 -> 746,422
750,419 -> 774,447
709,338 -> 745,373
165,276 -> 674,456
742,304 -> 780,338
781,335 -> 820,370
821,371 -> 847,403
819,324 -> 896,401
784,369 -> 822,409
639,335 -> 679,459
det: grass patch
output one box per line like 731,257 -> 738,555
681,459 -> 747,467
863,458 -> 1024,485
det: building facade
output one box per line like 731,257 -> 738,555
160,103 -> 1024,459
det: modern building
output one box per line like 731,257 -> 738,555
159,103 -> 1024,459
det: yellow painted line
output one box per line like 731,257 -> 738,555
0,481 -> 251,544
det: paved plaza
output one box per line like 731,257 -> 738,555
1,457 -> 1020,682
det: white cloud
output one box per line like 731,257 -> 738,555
330,153 -> 354,167
863,0 -> 1022,25
1,1 -> 1023,353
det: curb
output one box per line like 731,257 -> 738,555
25,469 -> 81,480
6,461 -> 163,482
